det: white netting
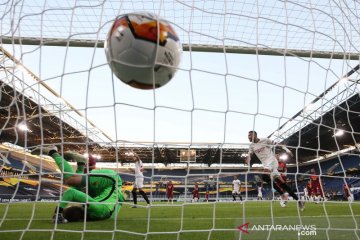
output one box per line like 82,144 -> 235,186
0,0 -> 359,54
0,1 -> 360,240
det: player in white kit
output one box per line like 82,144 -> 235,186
304,186 -> 309,201
131,153 -> 150,208
257,183 -> 263,200
232,176 -> 243,203
246,131 -> 304,210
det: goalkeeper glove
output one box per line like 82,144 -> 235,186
63,151 -> 87,164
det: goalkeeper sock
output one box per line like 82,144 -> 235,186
139,190 -> 150,204
50,152 -> 74,179
232,194 -> 236,201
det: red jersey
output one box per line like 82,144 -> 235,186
167,183 -> 174,193
193,185 -> 199,198
310,174 -> 323,196
278,161 -> 287,173
167,183 -> 174,198
343,184 -> 351,197
310,175 -> 320,186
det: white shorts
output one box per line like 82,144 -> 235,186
263,159 -> 280,177
258,193 -> 263,197
133,177 -> 144,189
232,190 -> 240,195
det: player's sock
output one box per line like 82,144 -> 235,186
232,194 -> 236,201
278,181 -> 299,200
50,152 -> 74,179
239,195 -> 243,201
139,190 -> 150,204
262,174 -> 284,197
132,189 -> 137,205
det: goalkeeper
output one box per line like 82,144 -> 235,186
31,146 -> 124,223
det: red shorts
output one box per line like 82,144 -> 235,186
167,192 -> 173,199
307,188 -> 312,196
311,184 -> 323,196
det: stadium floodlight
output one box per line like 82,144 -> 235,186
124,151 -> 135,157
241,153 -> 248,158
304,103 -> 315,112
17,123 -> 31,132
337,77 -> 349,86
279,154 -> 288,161
334,129 -> 344,137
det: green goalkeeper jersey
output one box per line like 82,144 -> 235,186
86,169 -> 123,201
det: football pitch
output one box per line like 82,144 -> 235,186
0,201 -> 359,240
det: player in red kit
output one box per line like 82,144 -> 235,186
192,183 -> 200,202
275,153 -> 289,207
304,181 -> 311,201
343,183 -> 353,202
166,180 -> 174,204
277,158 -> 287,182
310,169 -> 324,203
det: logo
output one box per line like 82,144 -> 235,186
237,223 -> 317,236
237,222 -> 250,234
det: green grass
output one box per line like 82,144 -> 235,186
0,201 -> 359,240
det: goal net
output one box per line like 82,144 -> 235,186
0,1 -> 359,240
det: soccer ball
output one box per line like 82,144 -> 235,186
105,12 -> 182,89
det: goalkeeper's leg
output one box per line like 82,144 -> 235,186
31,146 -> 74,179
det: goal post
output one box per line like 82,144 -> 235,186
0,1 -> 360,240
2,36 -> 359,59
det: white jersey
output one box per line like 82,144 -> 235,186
249,138 -> 277,166
248,138 -> 275,165
135,160 -> 144,178
233,179 -> 241,191
258,187 -> 263,196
